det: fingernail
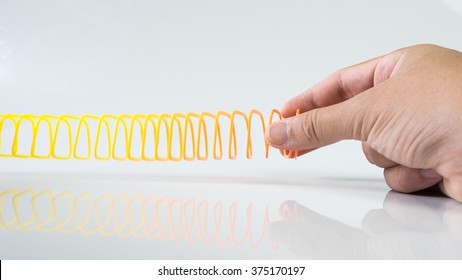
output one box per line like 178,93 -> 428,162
268,122 -> 288,145
420,169 -> 441,180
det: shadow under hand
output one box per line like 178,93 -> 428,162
270,190 -> 462,259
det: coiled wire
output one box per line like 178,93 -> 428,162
0,109 -> 298,161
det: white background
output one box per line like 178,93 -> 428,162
0,0 -> 462,260
1,0 -> 462,177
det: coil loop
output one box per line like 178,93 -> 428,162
0,109 -> 299,161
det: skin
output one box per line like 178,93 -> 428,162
265,44 -> 462,202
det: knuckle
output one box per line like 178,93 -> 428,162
362,142 -> 395,168
299,110 -> 321,146
362,143 -> 376,165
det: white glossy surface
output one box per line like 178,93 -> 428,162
0,0 -> 462,259
0,174 -> 461,259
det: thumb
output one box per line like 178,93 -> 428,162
266,93 -> 374,150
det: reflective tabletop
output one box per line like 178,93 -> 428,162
1,172 -> 460,259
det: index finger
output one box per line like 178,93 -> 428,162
282,55 -> 384,118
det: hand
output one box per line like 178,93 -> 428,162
265,44 -> 462,202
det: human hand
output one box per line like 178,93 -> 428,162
265,44 -> 462,202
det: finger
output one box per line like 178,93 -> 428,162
384,165 -> 442,193
362,142 -> 397,168
282,55 -> 386,118
439,177 -> 462,203
266,90 -> 376,150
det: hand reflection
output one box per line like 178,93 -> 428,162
269,191 -> 462,259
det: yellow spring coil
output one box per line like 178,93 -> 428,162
0,109 -> 299,161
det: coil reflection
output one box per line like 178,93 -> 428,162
0,188 -> 275,249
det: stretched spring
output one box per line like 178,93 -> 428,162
0,109 -> 298,161
0,188 -> 275,249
